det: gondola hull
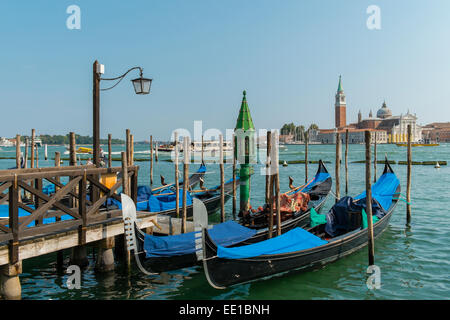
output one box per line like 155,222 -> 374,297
202,163 -> 400,289
136,161 -> 332,273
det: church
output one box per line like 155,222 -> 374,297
314,76 -> 422,144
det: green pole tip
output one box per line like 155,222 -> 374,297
243,90 -> 246,97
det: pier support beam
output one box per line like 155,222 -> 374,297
0,261 -> 22,300
95,237 -> 115,272
70,246 -> 89,269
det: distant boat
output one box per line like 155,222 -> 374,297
282,160 -> 288,167
396,143 -> 439,147
0,137 -> 14,147
435,162 -> 441,168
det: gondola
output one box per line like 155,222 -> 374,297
127,161 -> 331,273
239,160 -> 331,243
201,160 -> 400,289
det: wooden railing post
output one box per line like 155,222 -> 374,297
78,170 -> 87,245
8,175 -> 19,264
131,167 -> 138,205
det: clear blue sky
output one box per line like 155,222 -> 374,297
1,0 -> 449,141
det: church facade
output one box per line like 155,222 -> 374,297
315,76 -> 422,144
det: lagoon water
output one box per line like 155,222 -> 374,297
1,143 -> 449,300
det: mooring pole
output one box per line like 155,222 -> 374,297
365,130 -> 375,266
15,135 -> 21,170
126,129 -> 131,166
273,132 -> 281,236
150,135 -> 153,186
69,132 -> 76,166
265,131 -> 272,203
335,131 -> 341,203
374,131 -> 377,183
345,129 -> 349,194
24,139 -> 28,169
220,134 -> 225,222
35,144 -> 39,168
406,125 -> 412,224
108,134 -> 112,168
201,135 -> 204,164
155,140 -> 159,162
174,132 -> 180,218
232,133 -> 237,219
182,136 -> 190,233
130,134 -> 134,165
30,129 -> 35,168
305,129 -> 309,184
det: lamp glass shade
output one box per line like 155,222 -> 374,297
131,77 -> 152,94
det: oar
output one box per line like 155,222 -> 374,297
284,178 -> 315,195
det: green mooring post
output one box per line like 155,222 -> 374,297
234,90 -> 256,214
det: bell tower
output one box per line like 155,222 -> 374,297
335,75 -> 346,128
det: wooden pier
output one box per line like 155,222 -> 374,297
0,163 -> 170,299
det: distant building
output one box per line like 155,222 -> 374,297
317,128 -> 387,144
279,134 -> 294,144
315,76 -> 422,144
422,122 -> 450,142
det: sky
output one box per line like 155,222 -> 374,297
1,0 -> 450,141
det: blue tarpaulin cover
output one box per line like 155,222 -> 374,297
299,171 -> 330,193
325,172 -> 400,237
0,204 -> 73,227
144,221 -> 257,258
217,227 -> 328,259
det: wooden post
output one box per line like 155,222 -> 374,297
406,125 -> 412,224
305,130 -> 308,184
374,131 -> 377,183
69,132 -> 76,166
121,152 -> 130,196
44,144 -> 48,161
120,151 -> 130,268
130,134 -> 134,165
335,131 -> 341,203
345,129 -> 349,194
182,137 -> 189,233
155,140 -> 159,162
174,132 -> 180,218
150,135 -> 153,186
201,135 -> 204,164
126,129 -> 131,166
30,129 -> 35,168
365,130 -> 375,266
267,175 -> 275,239
272,132 -> 281,236
232,134 -> 237,219
35,143 -> 39,168
15,135 -> 21,169
265,131 -> 272,203
24,139 -> 28,169
108,134 -> 112,168
54,152 -> 64,271
220,134 -> 225,222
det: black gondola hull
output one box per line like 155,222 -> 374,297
203,183 -> 400,288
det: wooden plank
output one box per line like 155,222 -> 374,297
9,179 -> 19,263
0,213 -> 158,266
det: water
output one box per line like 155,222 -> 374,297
1,143 -> 449,300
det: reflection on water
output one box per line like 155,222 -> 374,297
1,143 -> 449,299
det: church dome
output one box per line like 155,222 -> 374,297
377,101 -> 392,119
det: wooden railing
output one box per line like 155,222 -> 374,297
0,165 -> 138,264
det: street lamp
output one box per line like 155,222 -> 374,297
92,60 -> 152,167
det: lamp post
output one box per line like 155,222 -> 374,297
92,60 -> 152,167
